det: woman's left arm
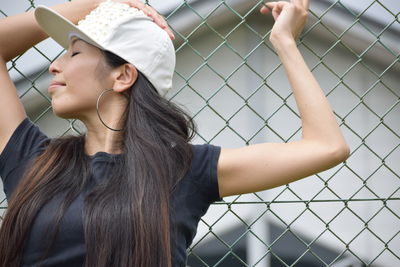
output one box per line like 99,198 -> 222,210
217,0 -> 350,198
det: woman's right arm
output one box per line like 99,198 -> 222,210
0,0 -> 100,154
0,1 -> 100,62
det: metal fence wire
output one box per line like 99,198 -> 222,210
1,0 -> 399,266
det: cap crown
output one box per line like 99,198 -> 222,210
35,0 -> 176,97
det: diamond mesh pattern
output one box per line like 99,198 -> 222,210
0,0 -> 399,266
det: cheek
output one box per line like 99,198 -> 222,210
51,91 -> 94,119
63,54 -> 106,92
64,63 -> 102,101
64,64 -> 92,90
51,57 -> 105,118
51,82 -> 100,119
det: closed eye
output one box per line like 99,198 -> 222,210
71,52 -> 80,57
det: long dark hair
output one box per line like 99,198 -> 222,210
0,49 -> 196,266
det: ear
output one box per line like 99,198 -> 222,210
112,63 -> 138,93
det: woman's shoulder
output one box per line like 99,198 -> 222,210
190,142 -> 221,157
0,117 -> 50,177
189,142 -> 221,171
178,142 -> 222,202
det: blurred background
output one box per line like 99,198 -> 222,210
1,0 -> 399,266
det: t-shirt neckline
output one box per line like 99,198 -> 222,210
85,151 -> 123,160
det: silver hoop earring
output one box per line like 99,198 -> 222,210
96,88 -> 125,132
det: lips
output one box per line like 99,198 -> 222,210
48,81 -> 66,93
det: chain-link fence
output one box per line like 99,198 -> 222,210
1,0 -> 399,266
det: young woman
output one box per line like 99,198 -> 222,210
0,0 -> 349,266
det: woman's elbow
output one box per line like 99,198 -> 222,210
329,142 -> 350,164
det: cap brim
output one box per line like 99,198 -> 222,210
34,5 -> 105,50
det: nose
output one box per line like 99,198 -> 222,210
49,56 -> 62,75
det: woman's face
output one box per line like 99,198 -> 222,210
48,37 -> 111,120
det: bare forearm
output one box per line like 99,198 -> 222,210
0,1 -> 99,62
272,38 -> 347,148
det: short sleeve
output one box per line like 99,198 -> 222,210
0,117 -> 49,198
191,143 -> 222,203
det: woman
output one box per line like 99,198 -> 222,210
0,0 -> 349,266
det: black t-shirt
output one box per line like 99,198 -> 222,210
0,117 -> 222,267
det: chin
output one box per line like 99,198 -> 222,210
53,110 -> 73,119
51,104 -> 78,120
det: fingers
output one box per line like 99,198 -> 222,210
292,0 -> 310,9
118,0 -> 147,12
262,2 -> 287,21
261,1 -> 309,19
272,2 -> 286,20
260,2 -> 272,14
260,2 -> 286,16
140,4 -> 176,40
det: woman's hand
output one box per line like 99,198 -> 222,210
115,0 -> 175,40
260,0 -> 309,45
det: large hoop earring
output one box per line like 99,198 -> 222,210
96,88 -> 126,132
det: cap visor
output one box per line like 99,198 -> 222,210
34,5 -> 105,50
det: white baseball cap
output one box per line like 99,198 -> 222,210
34,0 -> 176,97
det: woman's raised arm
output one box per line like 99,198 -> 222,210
217,0 -> 350,198
0,1 -> 101,62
